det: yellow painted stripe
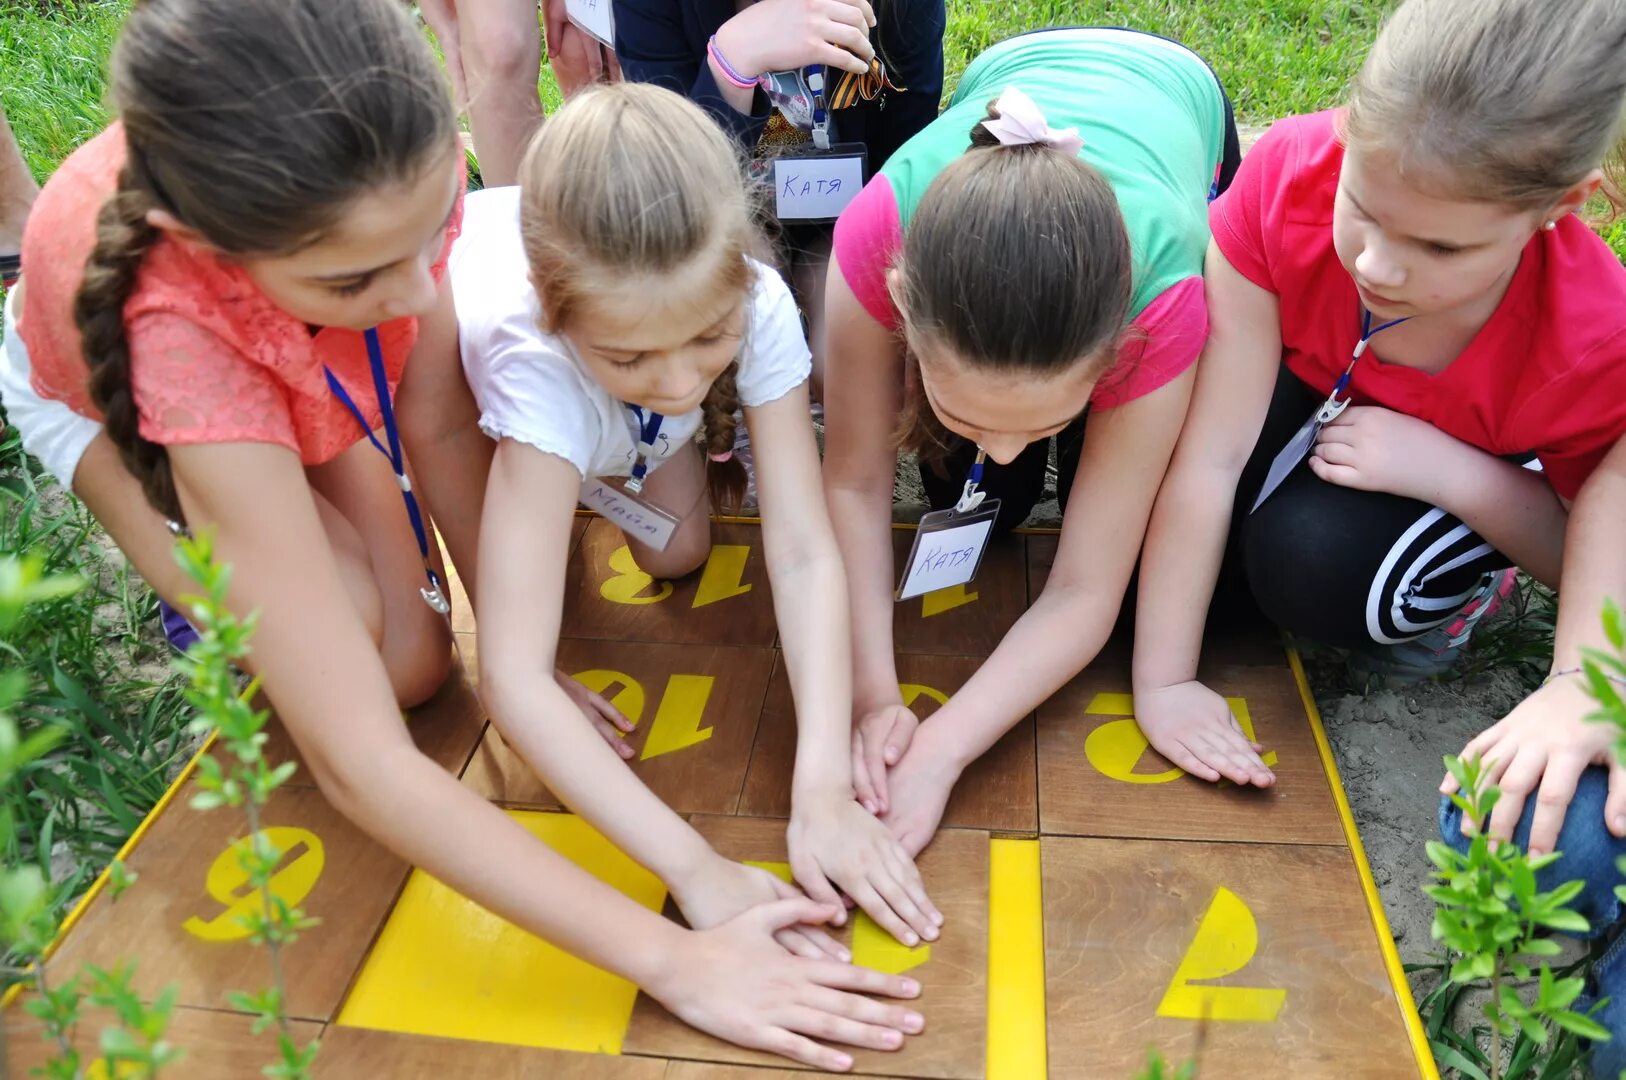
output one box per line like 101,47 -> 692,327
987,837 -> 1046,1079
1288,646 -> 1439,1080
1,730 -> 220,1010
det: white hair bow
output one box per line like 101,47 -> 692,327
980,86 -> 1084,155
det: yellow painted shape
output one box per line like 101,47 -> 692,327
740,861 -> 926,973
1157,886 -> 1286,1023
1288,647 -> 1441,1078
600,545 -> 673,605
336,812 -> 667,1052
692,544 -> 753,608
182,827 -> 324,942
920,583 -> 978,618
987,838 -> 1045,1080
1082,693 -> 1278,784
640,674 -> 716,760
571,670 -> 647,730
898,683 -> 948,710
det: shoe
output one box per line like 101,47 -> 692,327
1346,568 -> 1518,682
159,598 -> 200,654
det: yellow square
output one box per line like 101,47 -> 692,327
336,811 -> 667,1053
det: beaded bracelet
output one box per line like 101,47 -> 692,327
1544,665 -> 1626,687
706,35 -> 759,90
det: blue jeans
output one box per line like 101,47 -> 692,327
1440,766 -> 1626,1075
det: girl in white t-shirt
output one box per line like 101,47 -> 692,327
400,83 -> 939,1069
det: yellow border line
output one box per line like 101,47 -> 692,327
987,837 -> 1046,1079
1288,646 -> 1439,1079
1,730 -> 220,1010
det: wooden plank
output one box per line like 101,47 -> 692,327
893,532 -> 1026,658
336,811 -> 667,1054
461,640 -> 775,814
661,1065 -> 910,1079
738,653 -> 1036,835
46,786 -> 409,1023
562,520 -> 779,647
624,817 -> 987,1079
5,1003 -> 322,1080
1042,836 -> 1415,1078
314,1027 -> 666,1078
1035,664 -> 1344,845
1024,534 -> 1282,668
210,659 -> 487,789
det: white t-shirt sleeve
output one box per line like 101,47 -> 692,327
736,260 -> 813,409
471,336 -> 602,480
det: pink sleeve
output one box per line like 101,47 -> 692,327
832,175 -> 904,330
1091,277 -> 1207,410
129,313 -> 299,453
1207,117 -> 1302,294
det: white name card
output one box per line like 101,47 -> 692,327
772,153 -> 865,221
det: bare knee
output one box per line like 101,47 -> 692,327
632,529 -> 711,582
466,13 -> 541,86
384,616 -> 455,709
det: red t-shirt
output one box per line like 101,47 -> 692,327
1210,109 -> 1626,500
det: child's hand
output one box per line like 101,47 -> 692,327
852,703 -> 919,816
877,727 -> 961,859
713,0 -> 877,79
790,791 -> 942,947
1310,406 -> 1466,504
672,855 -> 848,961
1132,681 -> 1275,786
1442,674 -> 1626,855
647,897 -> 926,1072
554,668 -> 637,759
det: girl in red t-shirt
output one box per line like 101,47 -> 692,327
1,0 -> 917,1058
1136,0 -> 1626,878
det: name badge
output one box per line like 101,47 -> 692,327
580,476 -> 680,551
771,143 -> 867,222
895,501 -> 1001,601
565,0 -> 614,48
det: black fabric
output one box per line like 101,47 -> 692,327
1229,366 -> 1513,648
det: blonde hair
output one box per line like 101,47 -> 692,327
519,82 -> 755,508
1346,0 -> 1626,217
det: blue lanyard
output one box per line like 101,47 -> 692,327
323,329 -> 450,614
625,405 -> 665,494
954,448 -> 988,513
807,63 -> 830,150
1320,308 -> 1410,421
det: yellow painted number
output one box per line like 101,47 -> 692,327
1082,693 -> 1278,784
569,669 -> 716,760
183,827 -> 325,942
600,544 -> 752,608
897,683 -> 948,711
1158,886 -> 1286,1023
920,583 -> 978,618
746,861 -> 930,975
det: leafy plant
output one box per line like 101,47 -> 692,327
171,530 -> 320,1078
1133,1047 -> 1198,1080
1426,755 -> 1611,1078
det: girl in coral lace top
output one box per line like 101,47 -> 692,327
0,0 -> 921,1061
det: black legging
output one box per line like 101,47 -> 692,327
919,60 -> 1245,534
1229,366 -> 1515,649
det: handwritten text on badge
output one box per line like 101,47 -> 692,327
580,480 -> 677,551
897,517 -> 995,600
772,154 -> 865,221
565,0 -> 614,47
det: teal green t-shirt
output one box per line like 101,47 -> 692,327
877,27 -> 1225,320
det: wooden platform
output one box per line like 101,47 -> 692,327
4,520 -> 1437,1078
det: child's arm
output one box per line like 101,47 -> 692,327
1129,243 -> 1284,788
881,361 -> 1201,856
169,441 -> 921,1070
1444,432 -> 1626,854
820,268 -> 917,814
749,381 -> 942,948
1308,407 -> 1567,585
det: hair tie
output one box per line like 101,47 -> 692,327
980,86 -> 1084,155
708,449 -> 734,463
